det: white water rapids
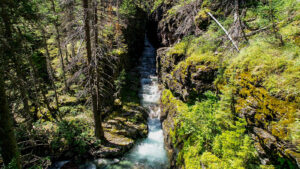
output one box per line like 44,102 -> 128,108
77,36 -> 169,169
52,37 -> 169,169
50,36 -> 169,169
99,36 -> 169,169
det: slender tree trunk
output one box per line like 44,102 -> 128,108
67,0 -> 76,59
65,44 -> 70,64
207,12 -> 240,52
71,41 -> 76,58
0,68 -> 21,169
42,28 -> 60,112
27,50 -> 59,121
234,0 -> 248,42
14,60 -> 32,129
42,29 -> 59,110
82,0 -> 105,140
50,0 -> 69,92
0,8 -> 22,165
94,0 -> 105,140
269,0 -> 284,46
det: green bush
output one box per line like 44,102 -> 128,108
120,0 -> 137,16
51,120 -> 93,154
164,91 -> 261,168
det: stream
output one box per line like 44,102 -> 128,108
125,35 -> 169,168
97,35 -> 169,169
52,36 -> 169,169
93,35 -> 169,169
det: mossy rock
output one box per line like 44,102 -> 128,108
165,53 -> 219,102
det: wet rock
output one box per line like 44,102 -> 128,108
61,161 -> 79,169
96,158 -> 120,167
160,89 -> 187,169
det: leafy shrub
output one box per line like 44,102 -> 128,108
163,90 -> 261,168
51,119 -> 93,154
120,0 -> 137,16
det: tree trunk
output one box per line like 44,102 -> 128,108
234,0 -> 248,42
0,69 -> 21,169
207,12 -> 240,52
50,0 -> 69,92
42,28 -> 60,112
65,44 -> 70,64
0,2 -> 32,130
82,0 -> 105,140
71,41 -> 76,58
27,49 -> 59,121
0,6 -> 22,166
65,0 -> 76,59
269,0 -> 284,46
14,59 -> 32,129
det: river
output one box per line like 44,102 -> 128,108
95,35 -> 169,169
55,36 -> 169,169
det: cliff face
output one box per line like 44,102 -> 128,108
150,0 -> 300,168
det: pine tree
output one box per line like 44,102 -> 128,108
82,0 -> 105,140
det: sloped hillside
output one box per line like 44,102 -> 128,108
150,0 -> 300,168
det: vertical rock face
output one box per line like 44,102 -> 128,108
148,0 -> 174,48
149,0 -> 199,47
156,47 -> 218,102
123,7 -> 147,69
160,89 -> 188,169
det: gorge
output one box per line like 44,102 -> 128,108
0,0 -> 299,169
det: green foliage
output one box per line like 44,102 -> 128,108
210,119 -> 258,168
161,89 -> 188,119
167,36 -> 193,56
167,34 -> 222,64
3,158 -> 18,169
165,0 -> 195,15
152,0 -> 164,12
163,90 -> 261,168
226,39 -> 300,100
51,120 -> 94,154
115,69 -> 127,94
160,0 -> 300,168
120,0 -> 137,16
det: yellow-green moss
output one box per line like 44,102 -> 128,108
233,72 -> 297,140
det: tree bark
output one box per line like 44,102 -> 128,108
27,49 -> 59,121
65,0 -> 76,59
207,11 -> 240,52
234,0 -> 248,42
42,28 -> 60,113
269,0 -> 284,46
0,2 -> 32,130
0,67 -> 21,169
82,0 -> 105,140
0,6 -> 21,166
51,0 -> 70,92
